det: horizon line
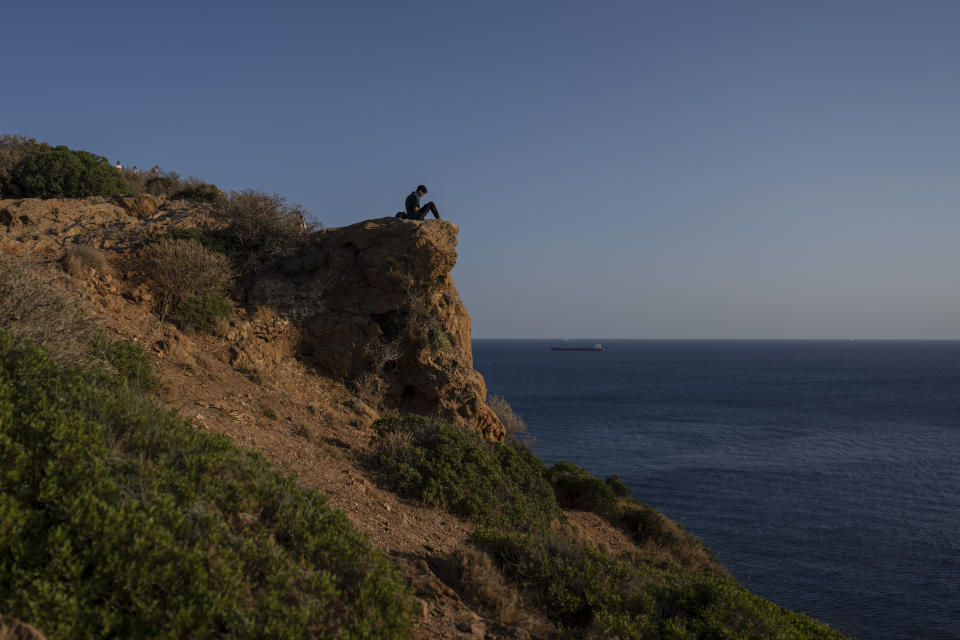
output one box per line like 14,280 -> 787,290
472,337 -> 960,341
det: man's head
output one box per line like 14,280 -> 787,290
416,185 -> 428,196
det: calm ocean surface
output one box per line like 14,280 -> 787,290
473,340 -> 960,640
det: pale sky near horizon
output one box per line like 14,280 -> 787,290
3,1 -> 959,338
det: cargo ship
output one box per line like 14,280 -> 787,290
550,342 -> 604,351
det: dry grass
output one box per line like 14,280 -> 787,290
487,394 -> 528,436
0,254 -> 99,368
136,238 -> 233,307
635,516 -> 721,573
373,429 -> 415,464
61,245 -> 108,277
441,545 -> 556,637
291,422 -> 312,439
258,401 -> 278,420
353,372 -> 385,411
446,546 -> 519,621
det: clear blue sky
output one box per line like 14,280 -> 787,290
4,1 -> 959,338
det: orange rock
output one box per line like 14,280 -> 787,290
239,217 -> 506,441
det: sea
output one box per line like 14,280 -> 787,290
472,339 -> 960,640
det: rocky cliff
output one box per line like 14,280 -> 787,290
0,197 -> 504,440
237,217 -> 505,441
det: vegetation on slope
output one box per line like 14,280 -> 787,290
373,415 -> 850,639
0,330 -> 416,639
374,415 -> 558,532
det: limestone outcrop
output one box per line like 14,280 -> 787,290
239,217 -> 505,440
0,196 -> 196,253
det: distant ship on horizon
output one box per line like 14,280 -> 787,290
550,340 -> 604,352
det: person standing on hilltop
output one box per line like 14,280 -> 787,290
397,185 -> 440,220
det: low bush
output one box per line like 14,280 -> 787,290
171,180 -> 223,203
60,245 -> 107,277
1,144 -> 127,198
137,238 -> 233,304
372,416 -> 559,532
167,292 -> 232,333
546,461 -> 712,557
547,461 -> 621,514
144,173 -> 181,197
136,238 -> 234,332
204,189 -> 315,274
0,330 -> 416,639
470,527 -> 847,640
100,338 -> 158,391
136,238 -> 234,331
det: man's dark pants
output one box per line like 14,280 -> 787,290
409,202 -> 440,220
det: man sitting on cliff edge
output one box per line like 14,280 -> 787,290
396,185 -> 441,220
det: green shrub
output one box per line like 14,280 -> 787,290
2,144 -> 127,198
372,416 -> 559,532
0,330 -> 415,639
142,227 -> 233,261
168,292 -> 232,333
619,502 -> 676,547
470,527 -> 848,640
204,189 -> 314,274
605,474 -> 631,497
135,236 -> 234,332
171,181 -> 222,203
546,461 -> 620,514
162,226 -> 207,243
429,328 -> 450,353
100,338 -> 157,391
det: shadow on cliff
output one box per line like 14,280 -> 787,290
234,216 -> 505,440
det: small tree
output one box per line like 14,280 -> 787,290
0,134 -> 40,194
4,144 -> 127,198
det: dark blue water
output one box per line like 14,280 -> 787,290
473,340 -> 960,640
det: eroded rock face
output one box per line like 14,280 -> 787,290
239,217 -> 505,441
